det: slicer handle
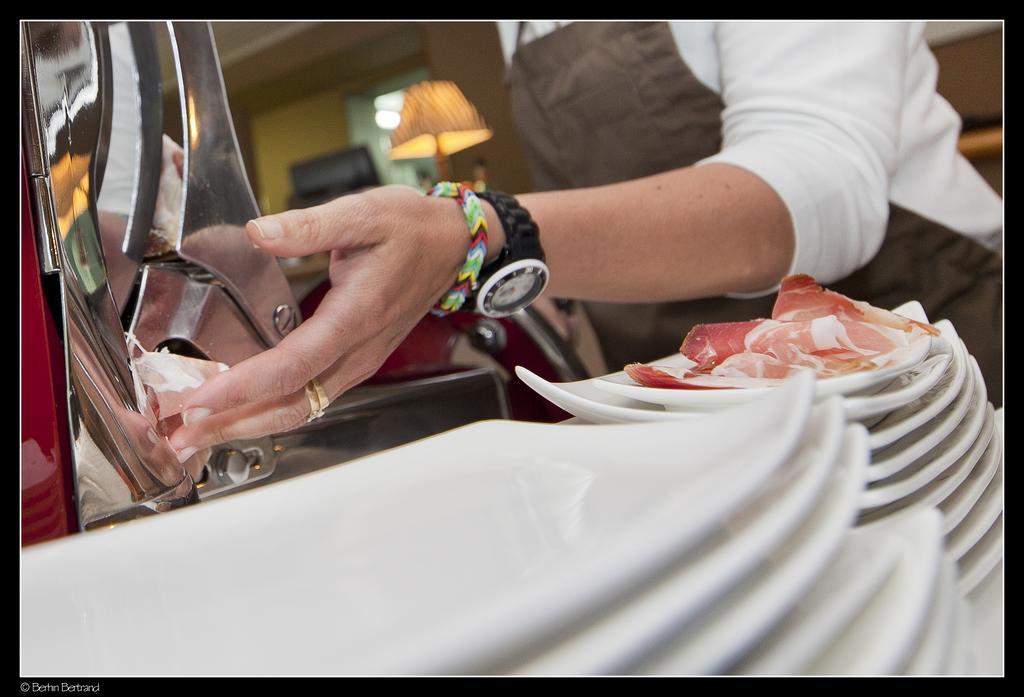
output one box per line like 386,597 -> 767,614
168,21 -> 301,347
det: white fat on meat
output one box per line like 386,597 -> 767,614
126,333 -> 228,421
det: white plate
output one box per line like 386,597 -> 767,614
21,372 -> 815,676
965,559 -> 1002,675
885,299 -> 930,324
904,555 -> 957,675
594,333 -> 931,412
515,366 -> 696,424
806,509 -> 944,675
512,398 -> 848,675
956,513 -> 1003,597
946,437 -> 1002,560
859,359 -> 988,507
845,351 -> 952,423
857,407 -> 995,526
866,351 -> 978,481
516,357 -> 947,428
731,525 -> 901,675
867,336 -> 966,450
522,301 -> 937,421
938,429 -> 1001,533
633,425 -> 866,675
948,598 -> 973,674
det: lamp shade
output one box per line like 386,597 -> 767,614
388,81 -> 493,160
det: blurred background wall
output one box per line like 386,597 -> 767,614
926,21 -> 1003,196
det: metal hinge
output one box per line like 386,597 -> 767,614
22,24 -> 59,274
29,176 -> 61,274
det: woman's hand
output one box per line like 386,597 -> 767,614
167,185 -> 495,460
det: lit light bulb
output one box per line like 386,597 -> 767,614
375,110 -> 401,130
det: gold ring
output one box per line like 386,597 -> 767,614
305,379 -> 329,422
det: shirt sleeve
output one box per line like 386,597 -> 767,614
698,21 -> 911,294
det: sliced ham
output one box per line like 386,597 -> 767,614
747,316 -> 910,362
680,320 -> 765,370
133,349 -> 228,420
682,316 -> 907,371
715,349 -> 874,379
710,353 -> 797,379
624,363 -> 705,389
126,334 -> 228,431
772,274 -> 940,336
625,274 -> 935,390
624,361 -> 805,390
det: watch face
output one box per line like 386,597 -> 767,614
492,272 -> 542,311
478,262 -> 549,317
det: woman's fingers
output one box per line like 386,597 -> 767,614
177,280 -> 384,420
169,391 -> 313,456
169,337 -> 389,453
247,194 -> 382,258
167,184 -> 460,451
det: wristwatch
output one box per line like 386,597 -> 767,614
473,191 -> 550,318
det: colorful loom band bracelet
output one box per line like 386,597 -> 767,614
428,181 -> 489,316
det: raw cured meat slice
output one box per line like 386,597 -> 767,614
712,350 -> 871,379
711,352 -> 796,380
126,334 -> 228,429
624,275 -> 935,390
133,349 -> 228,420
623,361 -> 801,390
682,316 -> 907,371
772,274 -> 939,336
680,320 -> 765,370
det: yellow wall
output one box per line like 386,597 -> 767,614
250,88 -> 349,214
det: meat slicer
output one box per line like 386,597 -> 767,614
21,21 -> 587,543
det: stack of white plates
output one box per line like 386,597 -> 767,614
20,373 -> 831,675
516,301 -> 1002,673
853,321 -> 1003,602
22,368 -> 971,676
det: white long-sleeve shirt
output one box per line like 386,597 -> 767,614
497,21 -> 1003,288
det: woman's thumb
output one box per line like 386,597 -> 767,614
247,205 -> 346,258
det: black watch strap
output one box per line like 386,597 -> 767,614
475,191 -> 545,281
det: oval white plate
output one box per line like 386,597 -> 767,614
594,334 -> 931,411
21,372 -> 815,676
938,431 -> 1001,533
867,334 -> 967,450
806,509 -> 944,675
947,457 -> 1003,561
512,399 -> 848,675
731,525 -> 901,675
515,366 -> 697,424
948,598 -> 973,674
860,361 -> 988,507
845,351 -> 952,423
866,352 -> 978,481
634,426 -> 866,675
886,299 -> 930,324
904,555 -> 957,675
517,356 -> 947,427
956,514 -> 1003,597
857,407 -> 995,526
965,559 -> 1002,675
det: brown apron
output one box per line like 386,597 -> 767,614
507,21 -> 1003,406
